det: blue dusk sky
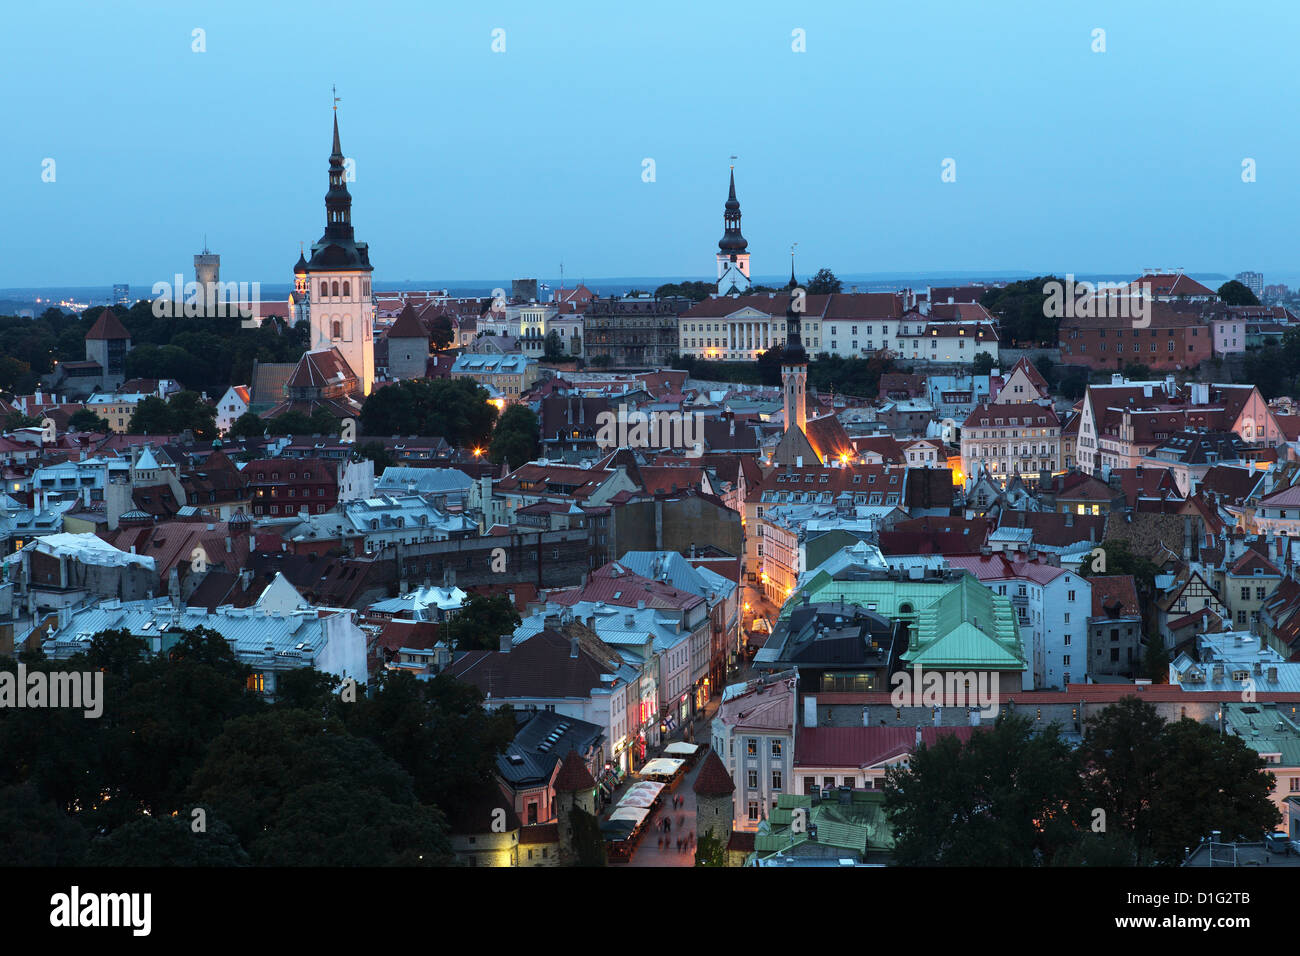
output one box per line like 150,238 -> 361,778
4,0 -> 1298,289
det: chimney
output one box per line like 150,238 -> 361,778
499,632 -> 512,654
914,725 -> 923,748
1065,511 -> 1074,527
570,634 -> 579,659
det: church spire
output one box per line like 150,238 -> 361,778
718,165 -> 747,254
324,97 -> 353,243
784,245 -> 806,364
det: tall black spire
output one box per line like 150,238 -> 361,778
305,100 -> 372,273
784,250 -> 806,363
324,110 -> 353,243
718,167 -> 748,254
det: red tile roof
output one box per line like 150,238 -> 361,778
387,303 -> 429,339
550,563 -> 703,612
1129,272 -> 1217,298
804,414 -> 854,464
1229,548 -> 1282,577
553,749 -> 597,792
1089,575 -> 1140,619
85,309 -> 130,340
519,823 -> 560,844
963,402 -> 1059,429
795,725 -> 981,768
692,750 -> 735,796
287,348 -> 358,389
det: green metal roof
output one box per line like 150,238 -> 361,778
1224,703 -> 1300,766
783,570 -> 1025,671
754,791 -> 894,857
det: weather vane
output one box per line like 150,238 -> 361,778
332,84 -> 340,111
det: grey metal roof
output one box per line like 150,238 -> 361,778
497,710 -> 603,788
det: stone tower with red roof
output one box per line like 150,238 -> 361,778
693,749 -> 736,844
386,303 -> 430,381
553,749 -> 598,865
84,308 -> 132,391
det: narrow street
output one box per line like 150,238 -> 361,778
624,757 -> 705,868
603,651 -> 761,866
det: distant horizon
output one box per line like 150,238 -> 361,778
0,269 -> 1261,310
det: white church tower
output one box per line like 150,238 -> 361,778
290,100 -> 376,395
716,166 -> 752,296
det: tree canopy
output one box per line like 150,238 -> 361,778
489,404 -> 539,467
804,268 -> 843,295
67,408 -> 111,433
443,594 -> 522,651
0,621 -> 512,866
1080,698 -> 1280,864
427,315 -> 455,350
128,391 -> 218,439
1217,280 -> 1260,306
359,378 -> 497,448
883,713 -> 1085,865
653,281 -> 715,302
979,276 -> 1066,347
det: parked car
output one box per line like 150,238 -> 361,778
1265,831 -> 1290,854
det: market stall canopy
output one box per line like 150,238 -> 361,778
638,757 -> 686,778
622,781 -> 665,799
664,742 -> 699,757
618,790 -> 659,809
607,806 -> 650,826
599,818 -> 637,839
